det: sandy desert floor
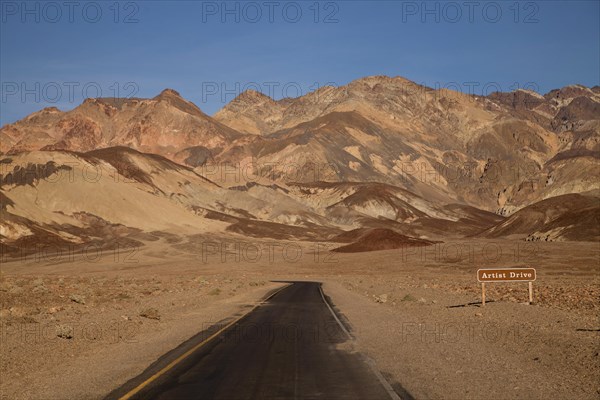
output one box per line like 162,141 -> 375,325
1,236 -> 599,399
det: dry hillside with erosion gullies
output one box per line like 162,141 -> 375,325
1,75 -> 599,400
1,76 -> 599,253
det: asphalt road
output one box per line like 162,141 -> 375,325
109,282 -> 401,400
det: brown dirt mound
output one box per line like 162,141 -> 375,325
332,228 -> 435,253
331,228 -> 372,243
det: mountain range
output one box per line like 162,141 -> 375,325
1,76 -> 598,255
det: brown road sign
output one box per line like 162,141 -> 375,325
477,268 -> 536,283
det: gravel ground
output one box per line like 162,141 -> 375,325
0,272 -> 283,399
1,238 -> 598,399
323,278 -> 599,400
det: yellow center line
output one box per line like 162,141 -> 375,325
118,284 -> 290,400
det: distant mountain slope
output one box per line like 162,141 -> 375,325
0,89 -> 243,161
213,90 -> 286,135
212,76 -> 598,213
0,145 -> 506,258
1,75 -> 598,244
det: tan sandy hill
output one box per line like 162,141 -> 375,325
0,148 -> 229,256
286,181 -> 504,239
1,146 -> 509,255
481,193 -> 600,241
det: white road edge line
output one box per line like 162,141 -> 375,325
318,284 -> 352,339
318,283 -> 402,400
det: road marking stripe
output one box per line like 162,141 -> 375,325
318,283 -> 402,400
117,283 -> 290,400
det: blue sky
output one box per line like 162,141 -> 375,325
1,0 -> 599,125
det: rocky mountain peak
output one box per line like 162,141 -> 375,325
155,88 -> 184,99
227,90 -> 276,109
